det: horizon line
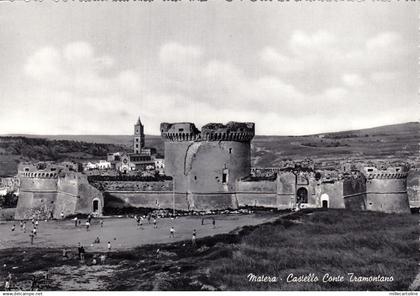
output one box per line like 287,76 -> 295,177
0,120 -> 418,138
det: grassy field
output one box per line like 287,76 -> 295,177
206,209 -> 419,291
0,209 -> 417,291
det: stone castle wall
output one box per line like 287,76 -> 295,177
343,170 -> 410,213
318,181 -> 345,209
365,178 -> 410,213
15,171 -> 104,219
407,169 -> 420,208
105,192 -> 185,209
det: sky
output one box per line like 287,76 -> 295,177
0,1 -> 418,136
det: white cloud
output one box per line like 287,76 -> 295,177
289,30 -> 337,55
342,73 -> 365,87
159,42 -> 202,65
24,46 -> 63,80
63,42 -> 94,62
366,32 -> 401,52
260,47 -> 305,74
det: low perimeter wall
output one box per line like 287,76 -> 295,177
0,208 -> 16,221
105,191 -> 238,211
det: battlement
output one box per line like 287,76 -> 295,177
201,122 -> 255,142
160,121 -> 255,142
365,173 -> 408,179
160,122 -> 201,141
361,166 -> 409,179
19,171 -> 59,179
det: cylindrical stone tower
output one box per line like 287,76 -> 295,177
161,121 -> 255,210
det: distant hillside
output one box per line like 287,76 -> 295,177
2,122 -> 419,175
0,137 -> 128,176
6,134 -> 164,157
251,122 -> 419,167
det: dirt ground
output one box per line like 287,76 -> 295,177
0,213 -> 276,252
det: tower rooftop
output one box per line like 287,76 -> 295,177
160,121 -> 255,142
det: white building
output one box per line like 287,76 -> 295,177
97,160 -> 111,170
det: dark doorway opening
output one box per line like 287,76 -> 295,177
296,187 -> 308,204
322,200 -> 328,208
93,200 -> 99,212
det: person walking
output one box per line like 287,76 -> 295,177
170,227 -> 175,238
107,241 -> 111,252
192,229 -> 197,247
4,279 -> 10,291
62,249 -> 68,260
11,224 -> 15,232
80,246 -> 85,262
77,243 -> 82,260
100,220 -> 104,228
85,221 -> 90,231
74,217 -> 78,227
60,211 -> 64,220
23,222 -> 26,233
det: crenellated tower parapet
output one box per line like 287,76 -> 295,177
201,122 -> 255,142
160,122 -> 201,141
361,165 -> 409,180
160,121 -> 255,143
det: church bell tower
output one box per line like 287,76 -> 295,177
134,116 -> 145,154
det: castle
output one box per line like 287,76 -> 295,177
9,119 -> 416,219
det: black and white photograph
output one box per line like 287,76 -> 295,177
0,0 -> 419,292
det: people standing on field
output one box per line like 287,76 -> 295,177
192,229 -> 197,247
4,279 -> 10,291
100,254 -> 106,264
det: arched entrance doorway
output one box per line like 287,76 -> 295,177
296,187 -> 308,204
321,193 -> 329,208
92,198 -> 100,214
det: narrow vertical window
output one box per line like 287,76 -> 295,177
222,169 -> 228,184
